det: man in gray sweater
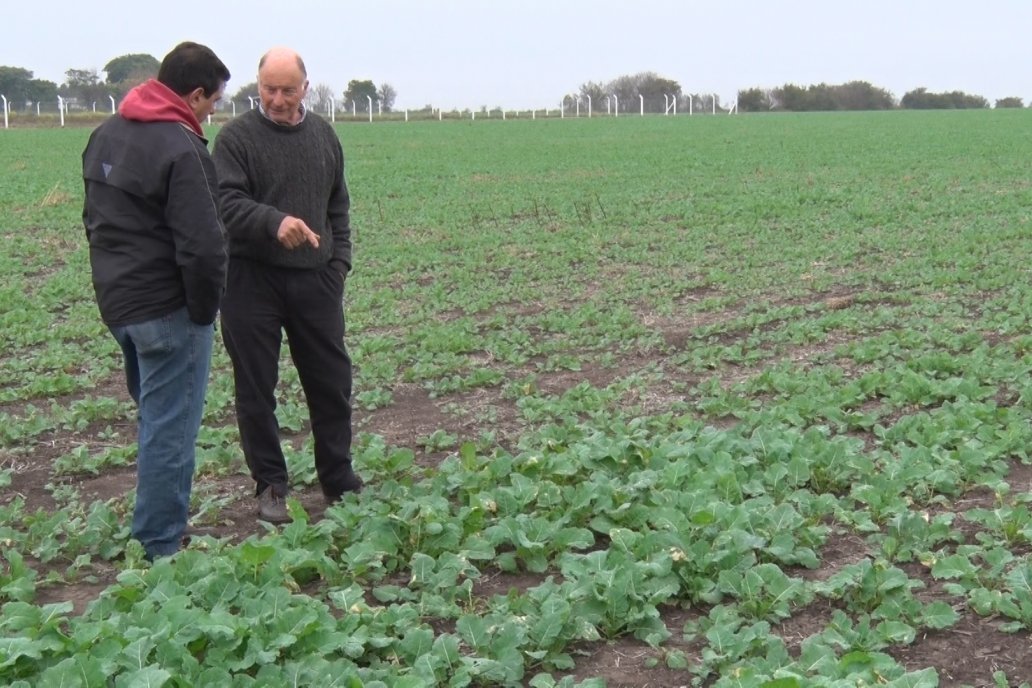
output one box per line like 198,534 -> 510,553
213,46 -> 360,522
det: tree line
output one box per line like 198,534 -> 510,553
3,54 -> 1027,114
571,74 -> 1024,114
0,54 -> 161,110
0,54 -> 399,114
736,81 -> 1022,111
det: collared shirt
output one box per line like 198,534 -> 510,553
257,100 -> 308,125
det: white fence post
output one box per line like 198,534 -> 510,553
366,95 -> 372,122
612,94 -> 618,117
586,94 -> 591,118
108,94 -> 115,114
639,94 -> 644,116
1,95 -> 8,129
57,96 -> 65,126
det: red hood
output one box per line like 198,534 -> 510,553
118,79 -> 203,137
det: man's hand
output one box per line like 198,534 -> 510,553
277,216 -> 320,249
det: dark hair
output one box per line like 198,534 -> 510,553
157,41 -> 230,97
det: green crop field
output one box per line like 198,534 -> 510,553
2,110 -> 1032,686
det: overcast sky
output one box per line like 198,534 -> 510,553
5,0 -> 1031,109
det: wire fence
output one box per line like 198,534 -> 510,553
0,96 -> 735,129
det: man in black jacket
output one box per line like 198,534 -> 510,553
82,42 -> 230,560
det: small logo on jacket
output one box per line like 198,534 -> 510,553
102,163 -> 112,178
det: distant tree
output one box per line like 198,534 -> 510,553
377,82 -> 397,112
834,81 -> 895,110
61,68 -> 110,109
995,97 -> 1023,108
607,74 -> 638,113
759,81 -> 894,111
900,87 -> 930,108
104,53 -> 159,85
636,72 -> 681,113
774,83 -> 808,111
26,78 -> 58,106
232,81 -> 259,105
737,87 -> 773,112
579,81 -> 607,111
307,82 -> 335,113
901,87 -> 988,109
806,83 -> 839,111
692,93 -> 723,113
0,66 -> 55,110
0,66 -> 35,107
950,91 -> 989,108
585,72 -> 682,114
343,79 -> 377,112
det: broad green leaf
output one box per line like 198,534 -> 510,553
930,553 -> 977,580
456,615 -> 490,651
399,627 -> 435,662
665,649 -> 689,669
921,601 -> 959,629
113,666 -> 172,688
884,667 -> 939,688
761,680 -> 801,688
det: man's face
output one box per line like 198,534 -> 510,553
188,83 -> 225,121
259,62 -> 308,125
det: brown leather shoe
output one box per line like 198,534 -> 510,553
257,486 -> 290,523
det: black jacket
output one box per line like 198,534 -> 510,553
83,118 -> 227,326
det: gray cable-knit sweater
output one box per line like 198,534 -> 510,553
212,109 -> 351,273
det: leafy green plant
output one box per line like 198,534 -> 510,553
813,558 -> 956,631
418,429 -> 458,453
716,563 -> 811,622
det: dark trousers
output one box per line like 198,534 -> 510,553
220,258 -> 353,498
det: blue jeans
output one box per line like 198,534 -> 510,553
110,307 -> 214,559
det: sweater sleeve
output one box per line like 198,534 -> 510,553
212,124 -> 286,242
165,135 -> 227,325
327,137 -> 352,274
